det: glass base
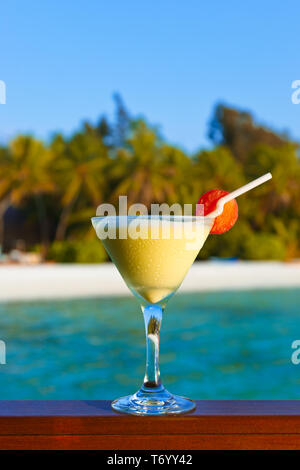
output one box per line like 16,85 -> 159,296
111,384 -> 196,415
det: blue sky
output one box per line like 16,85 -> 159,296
0,0 -> 299,152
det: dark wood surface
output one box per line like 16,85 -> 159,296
1,400 -> 300,450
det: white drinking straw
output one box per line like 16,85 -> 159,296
205,172 -> 272,218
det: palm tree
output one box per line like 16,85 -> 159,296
160,143 -> 195,206
52,125 -> 109,241
0,136 -> 55,250
110,120 -> 185,210
0,146 -> 12,246
193,146 -> 245,194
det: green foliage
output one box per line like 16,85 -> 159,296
242,233 -> 286,261
0,98 -> 299,262
193,146 -> 245,194
208,104 -> 290,162
47,239 -> 108,263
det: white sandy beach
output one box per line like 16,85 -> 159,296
0,261 -> 299,302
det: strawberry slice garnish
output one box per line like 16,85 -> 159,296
196,189 -> 238,234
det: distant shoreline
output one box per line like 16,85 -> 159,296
0,261 -> 299,303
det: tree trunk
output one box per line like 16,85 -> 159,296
34,194 -> 49,258
55,197 -> 77,241
0,196 -> 10,251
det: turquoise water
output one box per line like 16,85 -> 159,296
0,289 -> 299,400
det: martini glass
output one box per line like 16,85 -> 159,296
91,215 -> 213,415
91,173 -> 272,415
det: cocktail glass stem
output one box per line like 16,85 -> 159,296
142,304 -> 163,390
111,296 -> 196,413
